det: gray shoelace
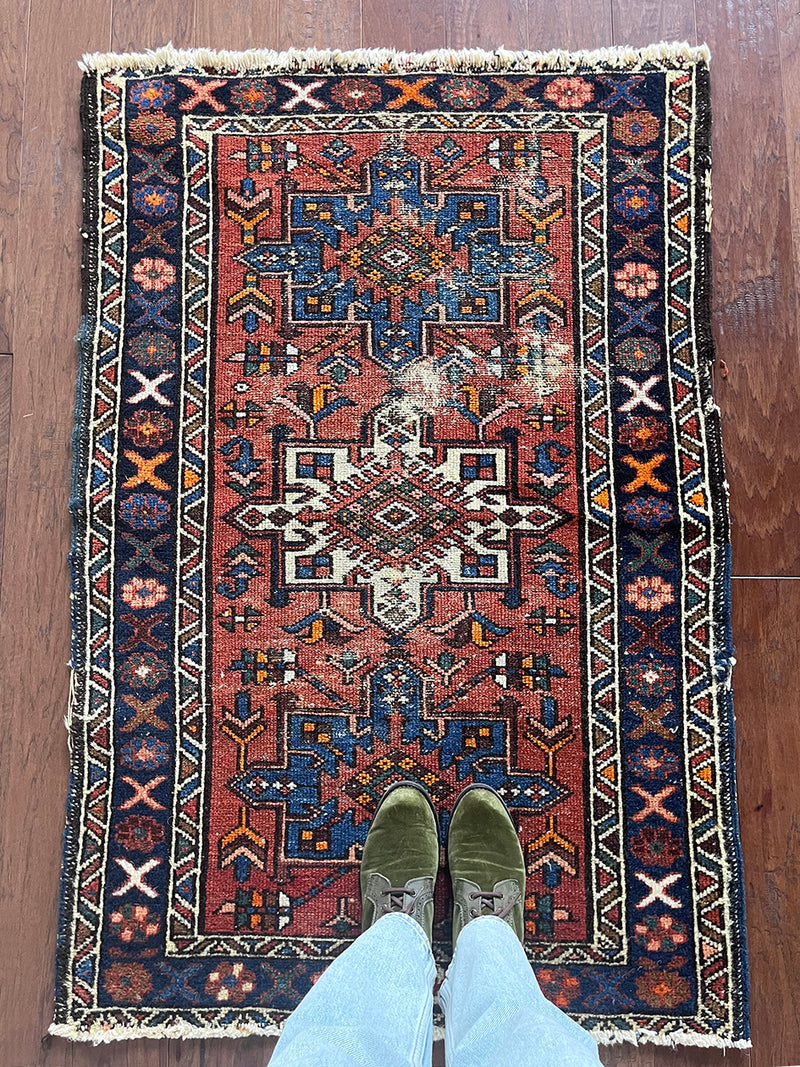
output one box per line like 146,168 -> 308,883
468,888 -> 518,920
380,885 -> 418,915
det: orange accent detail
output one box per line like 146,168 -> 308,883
123,450 -> 171,491
621,453 -> 668,493
386,77 -> 437,110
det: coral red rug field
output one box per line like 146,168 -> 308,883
53,44 -> 749,1047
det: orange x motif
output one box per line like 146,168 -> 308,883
123,450 -> 171,490
621,452 -> 668,492
386,77 -> 437,109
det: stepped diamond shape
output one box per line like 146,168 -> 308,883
331,474 -> 462,558
345,219 -> 450,295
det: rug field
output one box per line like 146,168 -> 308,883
53,43 -> 749,1047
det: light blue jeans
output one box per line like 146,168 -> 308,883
269,913 -> 602,1066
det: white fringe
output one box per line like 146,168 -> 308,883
49,1019 -> 749,1048
49,1020 -> 285,1044
590,1027 -> 751,1050
79,42 -> 710,76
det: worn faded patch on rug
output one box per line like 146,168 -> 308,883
54,43 -> 749,1047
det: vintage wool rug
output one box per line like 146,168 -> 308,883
53,43 -> 749,1047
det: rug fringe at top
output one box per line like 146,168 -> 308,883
79,41 -> 710,76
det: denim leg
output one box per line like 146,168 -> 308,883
269,912 -> 435,1067
439,916 -> 602,1067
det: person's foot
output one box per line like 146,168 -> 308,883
360,781 -> 440,942
447,783 -> 527,945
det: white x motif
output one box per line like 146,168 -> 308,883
635,871 -> 682,909
112,857 -> 161,898
617,375 -> 664,412
128,370 -> 174,407
279,79 -> 326,111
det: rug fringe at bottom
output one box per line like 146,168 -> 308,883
49,1020 -> 751,1048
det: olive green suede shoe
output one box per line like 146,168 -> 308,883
360,781 -> 440,942
447,783 -> 527,945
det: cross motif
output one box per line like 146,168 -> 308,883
123,450 -> 171,490
121,531 -> 170,572
387,77 -> 436,109
613,223 -> 659,259
132,147 -> 178,183
631,783 -> 678,823
128,370 -> 173,406
131,293 -> 176,330
625,615 -> 672,655
119,613 -> 168,654
614,149 -> 659,183
132,219 -> 176,254
120,774 -> 167,811
492,77 -> 540,109
112,857 -> 161,898
615,301 -> 658,334
635,871 -> 682,909
153,962 -> 204,1004
279,78 -> 326,111
179,77 -> 227,112
598,75 -> 646,109
584,969 -> 636,1011
629,699 -> 676,740
618,376 -> 663,413
119,693 -> 170,730
621,452 -> 668,491
626,532 -> 671,571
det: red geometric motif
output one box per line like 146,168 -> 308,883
207,130 -> 588,940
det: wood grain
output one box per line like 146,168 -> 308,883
444,0 -> 527,51
195,0 -> 277,52
362,0 -> 445,52
278,0 -> 360,51
527,0 -> 613,53
696,0 -> 800,577
777,0 -> 800,357
0,354 -> 12,599
111,0 -> 196,53
727,579 -> 800,1067
0,0 -> 110,1062
611,0 -> 696,48
0,0 -> 28,353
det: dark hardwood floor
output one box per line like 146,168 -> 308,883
1,2 -> 798,1064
